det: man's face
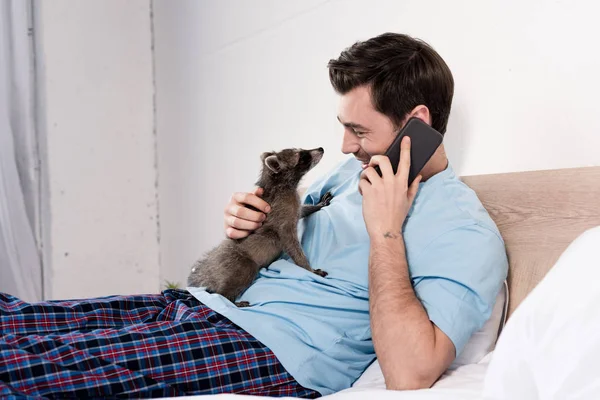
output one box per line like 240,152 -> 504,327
337,85 -> 401,167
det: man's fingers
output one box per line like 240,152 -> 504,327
223,189 -> 269,238
360,166 -> 382,186
227,214 -> 262,231
226,227 -> 250,240
231,192 -> 271,213
408,175 -> 422,201
227,203 -> 266,223
398,136 -> 412,183
358,179 -> 370,196
368,155 -> 394,178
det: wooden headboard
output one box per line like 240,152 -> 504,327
461,166 -> 600,319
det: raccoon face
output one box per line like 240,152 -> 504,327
260,147 -> 324,184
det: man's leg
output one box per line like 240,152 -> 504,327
0,291 -> 170,335
0,289 -> 320,398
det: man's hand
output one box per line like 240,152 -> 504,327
359,136 -> 422,238
224,187 -> 271,239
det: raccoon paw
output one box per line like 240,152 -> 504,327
319,191 -> 333,207
312,269 -> 328,278
235,301 -> 251,308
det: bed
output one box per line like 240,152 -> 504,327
170,165 -> 600,400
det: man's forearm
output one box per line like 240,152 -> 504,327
369,233 -> 447,390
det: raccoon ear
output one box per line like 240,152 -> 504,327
264,155 -> 281,173
260,152 -> 272,162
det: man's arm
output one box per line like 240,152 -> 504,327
368,233 -> 455,390
359,135 -> 455,390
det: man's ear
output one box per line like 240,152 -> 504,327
408,105 -> 431,125
264,155 -> 281,173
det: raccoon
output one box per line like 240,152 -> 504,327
187,147 -> 333,307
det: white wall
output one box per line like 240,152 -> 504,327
154,0 -> 600,287
35,0 -> 160,299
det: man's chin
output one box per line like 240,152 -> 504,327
352,155 -> 370,168
355,158 -> 369,167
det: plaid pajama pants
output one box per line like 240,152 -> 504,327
0,289 -> 320,399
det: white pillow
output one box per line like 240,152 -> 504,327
449,280 -> 508,369
483,226 -> 600,400
352,281 -> 508,388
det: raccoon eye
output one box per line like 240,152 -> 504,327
299,152 -> 311,164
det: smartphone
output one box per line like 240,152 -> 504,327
373,117 -> 444,185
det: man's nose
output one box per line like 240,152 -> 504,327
341,130 -> 359,154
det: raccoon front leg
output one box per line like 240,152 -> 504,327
299,205 -> 321,219
299,191 -> 333,219
280,227 -> 328,277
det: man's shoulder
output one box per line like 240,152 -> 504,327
445,175 -> 503,240
406,164 -> 505,256
407,167 -> 508,298
423,164 -> 502,238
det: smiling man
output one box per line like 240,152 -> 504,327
218,32 -> 508,394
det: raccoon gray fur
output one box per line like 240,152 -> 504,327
187,147 -> 333,307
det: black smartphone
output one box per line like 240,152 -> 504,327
374,117 -> 444,185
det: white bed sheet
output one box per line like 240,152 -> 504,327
163,352 -> 492,400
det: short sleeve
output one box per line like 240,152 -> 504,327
410,223 -> 508,356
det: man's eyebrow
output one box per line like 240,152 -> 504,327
337,116 -> 370,131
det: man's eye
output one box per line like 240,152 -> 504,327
354,130 -> 366,137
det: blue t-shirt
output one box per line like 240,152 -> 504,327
187,157 -> 508,396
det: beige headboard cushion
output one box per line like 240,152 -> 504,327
461,166 -> 600,319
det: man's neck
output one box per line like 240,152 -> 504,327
419,144 -> 449,182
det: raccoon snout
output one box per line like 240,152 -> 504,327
310,148 -> 324,166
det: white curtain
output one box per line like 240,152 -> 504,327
0,0 -> 43,301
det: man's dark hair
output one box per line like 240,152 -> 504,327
327,32 -> 454,135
